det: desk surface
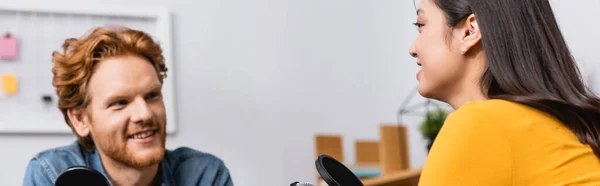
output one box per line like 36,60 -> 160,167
361,168 -> 422,186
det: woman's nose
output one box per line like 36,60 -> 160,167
409,43 -> 417,58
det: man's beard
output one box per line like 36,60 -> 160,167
94,124 -> 167,168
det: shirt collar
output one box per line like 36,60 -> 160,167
86,149 -> 111,185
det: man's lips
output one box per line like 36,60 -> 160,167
127,129 -> 158,139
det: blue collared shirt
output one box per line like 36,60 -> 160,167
22,141 -> 234,186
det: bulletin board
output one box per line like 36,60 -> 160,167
0,3 -> 177,134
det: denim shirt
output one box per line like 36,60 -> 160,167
22,141 -> 234,186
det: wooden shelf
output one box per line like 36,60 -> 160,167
314,125 -> 420,186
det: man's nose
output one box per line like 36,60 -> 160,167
131,97 -> 153,123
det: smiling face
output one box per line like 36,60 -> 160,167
409,0 -> 472,101
74,54 -> 167,168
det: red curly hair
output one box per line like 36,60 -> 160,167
51,27 -> 168,152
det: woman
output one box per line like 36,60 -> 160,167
410,0 -> 600,185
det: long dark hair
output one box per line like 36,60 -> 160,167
431,0 -> 600,157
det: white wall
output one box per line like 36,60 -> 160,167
279,0 -> 429,184
550,0 -> 600,93
2,0 -> 600,185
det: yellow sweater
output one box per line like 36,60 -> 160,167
419,99 -> 600,186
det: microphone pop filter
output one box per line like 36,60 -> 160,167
55,166 -> 110,186
315,154 -> 364,186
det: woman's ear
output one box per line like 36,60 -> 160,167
459,14 -> 482,54
67,108 -> 91,137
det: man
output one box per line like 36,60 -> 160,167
23,27 -> 233,186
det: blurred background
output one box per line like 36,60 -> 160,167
0,0 -> 599,185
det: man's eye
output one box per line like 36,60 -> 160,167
111,100 -> 128,107
146,92 -> 160,99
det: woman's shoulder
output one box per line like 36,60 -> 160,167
453,99 -> 549,122
444,98 -> 564,137
447,98 -> 576,142
443,101 -> 600,185
460,98 -> 529,112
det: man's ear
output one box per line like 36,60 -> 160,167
459,14 -> 482,55
67,108 -> 91,137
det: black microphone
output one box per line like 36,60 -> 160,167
315,154 -> 364,186
290,181 -> 316,186
55,166 -> 110,186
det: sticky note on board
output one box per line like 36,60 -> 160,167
2,74 -> 18,95
0,34 -> 18,60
